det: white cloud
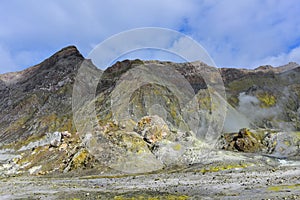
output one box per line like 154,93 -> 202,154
0,0 -> 198,72
186,0 -> 300,68
0,0 -> 300,72
169,36 -> 215,65
254,46 -> 300,67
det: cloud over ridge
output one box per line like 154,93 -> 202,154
0,0 -> 300,73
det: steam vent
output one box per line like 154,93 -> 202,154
0,46 -> 299,199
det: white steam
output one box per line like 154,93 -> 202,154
237,92 -> 278,122
236,92 -> 295,131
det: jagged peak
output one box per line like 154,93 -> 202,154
0,45 -> 84,85
53,45 -> 82,57
104,59 -> 213,74
253,62 -> 300,73
42,45 -> 83,64
254,65 -> 274,71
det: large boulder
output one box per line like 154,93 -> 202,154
219,128 -> 300,159
134,115 -> 170,144
49,132 -> 62,147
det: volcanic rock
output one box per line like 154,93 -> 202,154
1,45 -> 300,176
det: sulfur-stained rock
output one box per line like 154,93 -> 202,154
234,129 -> 261,152
135,115 -> 170,144
59,142 -> 68,151
151,140 -> 185,166
2,45 -> 300,177
219,128 -> 264,153
271,132 -> 300,158
219,128 -> 300,159
64,149 -> 90,172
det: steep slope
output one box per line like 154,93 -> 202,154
0,46 -> 299,176
222,63 -> 300,130
73,60 -> 228,173
2,47 -> 299,147
0,46 -> 86,144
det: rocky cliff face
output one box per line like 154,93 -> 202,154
0,46 -> 84,144
0,46 -> 299,176
223,62 -> 300,131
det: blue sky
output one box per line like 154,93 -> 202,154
0,0 -> 300,73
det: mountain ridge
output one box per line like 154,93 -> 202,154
1,45 -> 299,82
1,45 -> 300,143
0,45 -> 299,177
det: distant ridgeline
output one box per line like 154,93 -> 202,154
0,46 -> 299,175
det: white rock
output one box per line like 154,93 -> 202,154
28,165 -> 42,175
62,131 -> 72,138
49,132 -> 62,147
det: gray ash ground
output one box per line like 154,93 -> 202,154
0,162 -> 299,200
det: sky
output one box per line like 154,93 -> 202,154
0,0 -> 300,73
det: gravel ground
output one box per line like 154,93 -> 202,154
0,163 -> 299,200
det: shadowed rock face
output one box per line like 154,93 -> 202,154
218,128 -> 300,160
0,46 -> 299,176
224,63 -> 300,131
1,46 -> 299,145
0,46 -> 85,143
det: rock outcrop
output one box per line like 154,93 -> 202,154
218,128 -> 300,159
0,46 -> 85,144
0,45 -> 300,176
